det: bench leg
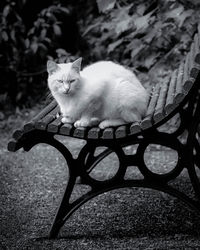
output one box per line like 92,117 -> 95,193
49,174 -> 77,238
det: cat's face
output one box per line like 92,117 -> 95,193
47,58 -> 82,96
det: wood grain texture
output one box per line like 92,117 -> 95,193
47,116 -> 62,133
102,128 -> 114,139
12,129 -> 24,140
195,30 -> 200,64
35,106 -> 59,130
115,125 -> 127,139
165,70 -> 177,115
7,140 -> 22,152
73,127 -> 87,138
87,127 -> 101,139
175,62 -> 186,104
59,123 -> 73,136
141,84 -> 160,130
24,101 -> 57,132
130,121 -> 141,135
153,78 -> 170,123
190,37 -> 200,78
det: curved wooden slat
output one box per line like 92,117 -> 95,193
24,100 -> 57,132
47,116 -> 62,133
7,140 -> 22,152
153,78 -> 170,123
102,128 -> 114,139
190,37 -> 200,78
130,121 -> 141,135
59,123 -> 73,136
12,129 -> 24,140
73,127 -> 87,138
195,25 -> 200,64
165,70 -> 177,115
35,106 -> 59,130
183,52 -> 194,93
87,127 -> 101,139
115,125 -> 127,139
141,84 -> 160,129
175,62 -> 186,104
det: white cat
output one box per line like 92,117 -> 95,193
47,58 -> 148,129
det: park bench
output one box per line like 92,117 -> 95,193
7,24 -> 200,238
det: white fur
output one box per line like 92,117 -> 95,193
48,60 -> 148,128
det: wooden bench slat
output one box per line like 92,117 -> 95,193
153,78 -> 170,123
141,84 -> 160,129
175,62 -> 186,103
102,128 -> 114,139
47,116 -> 62,133
133,86 -> 152,134
183,51 -> 195,93
191,37 -> 200,78
87,127 -> 101,139
115,125 -> 128,139
35,106 -> 59,130
130,121 -> 141,135
12,129 -> 24,140
73,127 -> 88,138
24,101 -> 57,132
7,140 -> 22,152
195,27 -> 200,64
165,70 -> 177,115
59,123 -> 73,136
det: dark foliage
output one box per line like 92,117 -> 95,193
1,0 -> 200,110
0,0 -> 81,108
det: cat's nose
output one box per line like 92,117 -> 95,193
63,85 -> 70,93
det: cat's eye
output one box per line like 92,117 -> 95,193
57,79 -> 63,83
69,79 -> 76,83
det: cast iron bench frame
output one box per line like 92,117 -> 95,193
8,25 -> 200,238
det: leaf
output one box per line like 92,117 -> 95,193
82,23 -> 100,37
113,6 -> 134,35
53,24 -> 62,36
131,44 -> 145,59
133,10 -> 155,33
30,42 -> 38,53
3,5 -> 10,17
10,30 -> 16,42
108,38 -> 124,53
115,18 -> 132,35
60,7 -> 70,15
2,31 -> 8,41
25,38 -> 30,48
96,0 -> 116,13
40,29 -> 47,40
165,6 -> 184,20
177,9 -> 193,27
144,54 -> 158,69
56,48 -> 68,56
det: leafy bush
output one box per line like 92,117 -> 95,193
0,0 -> 79,108
1,0 -> 200,110
81,0 -> 200,84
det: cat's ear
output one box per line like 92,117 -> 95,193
71,57 -> 82,74
47,60 -> 60,75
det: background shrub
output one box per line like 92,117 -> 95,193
1,0 -> 200,110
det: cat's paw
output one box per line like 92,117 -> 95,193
99,119 -> 125,129
61,117 -> 73,123
90,117 -> 100,126
99,121 -> 109,129
74,119 -> 90,127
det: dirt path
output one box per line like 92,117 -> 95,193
1,130 -> 200,249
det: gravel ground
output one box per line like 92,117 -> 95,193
1,126 -> 200,249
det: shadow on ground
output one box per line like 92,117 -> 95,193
1,129 -> 200,249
